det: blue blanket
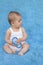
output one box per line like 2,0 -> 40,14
0,0 -> 43,65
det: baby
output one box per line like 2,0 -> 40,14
3,11 -> 30,56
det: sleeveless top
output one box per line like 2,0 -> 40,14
9,27 -> 24,43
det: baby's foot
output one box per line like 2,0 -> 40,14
12,50 -> 16,54
18,52 -> 23,56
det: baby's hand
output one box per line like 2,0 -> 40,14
8,41 -> 14,46
17,38 -> 22,44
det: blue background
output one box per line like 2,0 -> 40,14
0,0 -> 43,65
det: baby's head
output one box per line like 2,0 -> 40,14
8,11 -> 22,28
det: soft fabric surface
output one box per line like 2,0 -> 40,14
0,0 -> 43,65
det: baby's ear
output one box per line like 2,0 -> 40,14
11,21 -> 14,25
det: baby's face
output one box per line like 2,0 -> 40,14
11,14 -> 22,28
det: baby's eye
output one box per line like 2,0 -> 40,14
18,19 -> 22,22
18,20 -> 20,22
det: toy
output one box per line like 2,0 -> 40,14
12,37 -> 22,48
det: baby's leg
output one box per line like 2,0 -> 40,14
3,44 -> 16,54
18,43 -> 30,56
3,44 -> 12,53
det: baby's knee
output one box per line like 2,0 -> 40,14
3,44 -> 12,54
3,45 -> 6,50
3,45 -> 8,51
26,44 -> 30,49
23,43 -> 30,49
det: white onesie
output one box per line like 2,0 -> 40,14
5,27 -> 25,51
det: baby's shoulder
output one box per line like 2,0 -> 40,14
6,28 -> 11,34
21,27 -> 25,30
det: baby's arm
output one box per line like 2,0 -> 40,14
21,27 -> 27,41
17,27 -> 27,43
5,29 -> 13,45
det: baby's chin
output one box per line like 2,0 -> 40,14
16,26 -> 21,29
17,25 -> 21,28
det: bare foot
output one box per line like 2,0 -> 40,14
18,52 -> 23,56
12,50 -> 16,54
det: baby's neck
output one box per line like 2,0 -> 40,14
11,26 -> 20,32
